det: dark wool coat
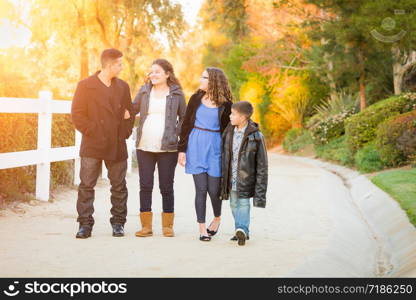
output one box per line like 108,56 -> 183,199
71,71 -> 134,161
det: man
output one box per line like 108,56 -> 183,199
71,48 -> 134,239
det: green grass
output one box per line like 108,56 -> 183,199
371,168 -> 416,226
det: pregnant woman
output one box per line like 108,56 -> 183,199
132,58 -> 186,237
178,67 -> 233,241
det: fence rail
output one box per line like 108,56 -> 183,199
0,91 -> 134,201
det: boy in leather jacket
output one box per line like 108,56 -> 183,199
220,101 -> 268,246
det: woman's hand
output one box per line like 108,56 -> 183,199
124,109 -> 131,119
178,152 -> 186,167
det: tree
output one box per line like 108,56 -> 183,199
28,0 -> 185,90
303,0 -> 416,109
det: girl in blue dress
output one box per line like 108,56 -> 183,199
178,68 -> 233,241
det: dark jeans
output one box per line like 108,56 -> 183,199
192,172 -> 222,223
76,157 -> 128,227
136,150 -> 178,213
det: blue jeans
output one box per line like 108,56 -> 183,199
230,191 -> 250,236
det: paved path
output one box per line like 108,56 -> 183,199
0,153 -> 413,277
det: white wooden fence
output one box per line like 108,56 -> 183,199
0,91 -> 135,201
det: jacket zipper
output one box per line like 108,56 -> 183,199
235,132 -> 249,198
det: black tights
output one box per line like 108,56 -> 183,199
192,172 -> 222,223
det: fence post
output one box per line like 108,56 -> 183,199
74,130 -> 82,185
35,91 -> 52,201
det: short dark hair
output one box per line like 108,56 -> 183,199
101,48 -> 123,68
232,101 -> 253,119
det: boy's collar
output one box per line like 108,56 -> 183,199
234,121 -> 249,133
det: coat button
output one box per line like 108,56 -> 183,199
100,120 -> 104,123
118,104 -> 121,108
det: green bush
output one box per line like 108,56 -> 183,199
307,90 -> 358,145
354,143 -> 385,173
345,93 -> 416,152
375,110 -> 416,167
315,136 -> 355,167
282,128 -> 313,153
309,108 -> 356,145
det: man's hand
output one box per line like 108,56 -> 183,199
178,152 -> 186,167
124,109 -> 131,120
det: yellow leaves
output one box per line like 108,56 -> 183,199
202,22 -> 228,48
239,79 -> 265,123
269,74 -> 310,129
263,111 -> 291,144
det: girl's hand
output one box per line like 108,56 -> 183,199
178,152 -> 186,167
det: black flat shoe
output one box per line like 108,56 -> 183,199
112,224 -> 125,237
199,235 -> 211,241
230,235 -> 249,241
76,226 -> 92,239
207,222 -> 220,236
235,229 -> 247,246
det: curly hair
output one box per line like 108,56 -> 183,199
147,58 -> 182,88
205,67 -> 233,106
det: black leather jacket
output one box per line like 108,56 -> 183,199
220,120 -> 268,207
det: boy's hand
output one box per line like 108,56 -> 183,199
124,109 -> 130,119
253,199 -> 266,208
178,152 -> 186,167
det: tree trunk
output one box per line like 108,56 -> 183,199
77,0 -> 89,80
357,48 -> 366,111
320,9 -> 337,100
391,46 -> 416,95
392,46 -> 403,95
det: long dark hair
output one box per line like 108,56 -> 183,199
205,67 -> 233,106
147,58 -> 181,88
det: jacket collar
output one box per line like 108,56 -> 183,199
226,119 -> 259,137
244,119 -> 259,136
84,71 -> 122,117
140,82 -> 183,96
85,71 -> 119,89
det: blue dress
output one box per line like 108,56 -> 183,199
185,103 -> 221,177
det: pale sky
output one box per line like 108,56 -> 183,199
174,0 -> 204,27
0,0 -> 204,49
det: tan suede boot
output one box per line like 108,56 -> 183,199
135,212 -> 153,237
162,212 -> 175,237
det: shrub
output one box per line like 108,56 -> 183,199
345,93 -> 416,152
282,128 -> 313,153
307,90 -> 358,128
315,136 -> 355,167
307,90 -> 358,145
354,143 -> 385,173
375,110 -> 416,167
309,107 -> 356,145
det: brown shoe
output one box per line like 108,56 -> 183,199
162,212 -> 175,237
135,212 -> 153,237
